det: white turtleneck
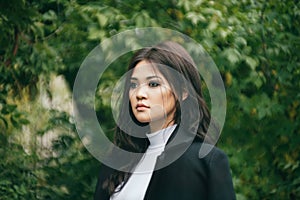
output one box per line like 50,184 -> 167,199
110,125 -> 177,200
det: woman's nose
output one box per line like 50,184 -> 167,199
136,84 -> 148,99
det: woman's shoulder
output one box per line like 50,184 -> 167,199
160,132 -> 230,168
189,141 -> 227,155
183,141 -> 230,165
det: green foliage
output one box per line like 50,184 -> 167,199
1,0 -> 299,199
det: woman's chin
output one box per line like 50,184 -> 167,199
136,118 -> 151,124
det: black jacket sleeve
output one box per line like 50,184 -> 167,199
206,147 -> 236,200
94,164 -> 112,200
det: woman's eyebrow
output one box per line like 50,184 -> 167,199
146,76 -> 162,80
130,76 -> 162,80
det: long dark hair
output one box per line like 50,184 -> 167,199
103,41 -> 211,195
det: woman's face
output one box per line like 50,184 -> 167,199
129,60 -> 176,131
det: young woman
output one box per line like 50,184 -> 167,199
94,41 -> 236,200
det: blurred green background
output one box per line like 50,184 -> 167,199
0,0 -> 299,199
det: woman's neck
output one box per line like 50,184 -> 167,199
150,119 -> 175,133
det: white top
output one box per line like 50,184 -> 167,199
110,125 -> 177,200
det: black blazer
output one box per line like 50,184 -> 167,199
94,135 -> 236,200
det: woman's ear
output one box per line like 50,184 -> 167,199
182,90 -> 188,101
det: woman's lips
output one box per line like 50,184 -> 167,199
136,103 -> 150,111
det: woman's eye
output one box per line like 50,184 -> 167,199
130,82 -> 138,89
149,82 -> 160,87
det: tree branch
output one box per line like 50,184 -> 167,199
4,27 -> 19,68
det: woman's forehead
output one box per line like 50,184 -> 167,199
131,60 -> 163,79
